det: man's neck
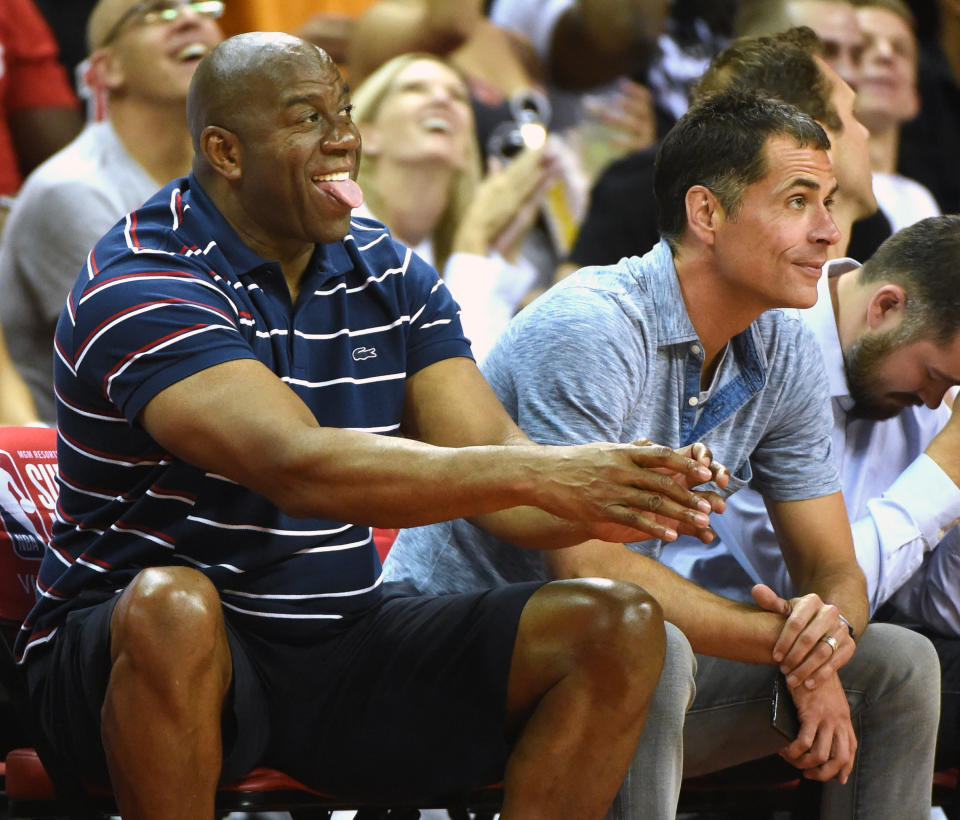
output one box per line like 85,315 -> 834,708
830,265 -> 862,352
206,179 -> 318,305
674,249 -> 758,389
828,265 -> 842,331
109,96 -> 194,186
867,127 -> 900,175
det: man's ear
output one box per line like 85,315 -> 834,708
200,126 -> 242,180
865,283 -> 908,332
85,48 -> 125,93
684,185 -> 722,245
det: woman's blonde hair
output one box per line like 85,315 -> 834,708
350,53 -> 482,271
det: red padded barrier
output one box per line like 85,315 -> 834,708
373,527 -> 398,562
0,427 -> 56,623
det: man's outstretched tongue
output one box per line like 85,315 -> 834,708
318,177 -> 364,209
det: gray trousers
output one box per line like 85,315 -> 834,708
605,621 -> 940,820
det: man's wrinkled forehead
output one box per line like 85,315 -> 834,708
212,43 -> 343,131
260,44 -> 344,102
762,134 -> 836,187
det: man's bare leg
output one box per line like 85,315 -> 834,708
501,578 -> 665,819
101,566 -> 232,819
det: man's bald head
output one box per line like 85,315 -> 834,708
186,32 -> 335,152
87,0 -> 142,51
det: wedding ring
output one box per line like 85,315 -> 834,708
819,634 -> 839,653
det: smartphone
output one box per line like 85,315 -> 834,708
770,672 -> 800,740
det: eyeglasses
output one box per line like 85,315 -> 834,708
99,0 -> 225,47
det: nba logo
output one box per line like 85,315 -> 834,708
0,447 -> 57,562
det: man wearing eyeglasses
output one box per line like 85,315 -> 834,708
0,0 -> 223,424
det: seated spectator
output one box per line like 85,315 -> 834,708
661,214 -> 960,773
17,31 -> 714,818
350,1 -> 594,285
350,0 -> 551,150
897,0 -> 960,215
0,324 -> 38,425
736,0 -> 865,87
565,27 -> 876,274
349,0 -> 652,200
735,0 -> 901,261
385,84 -> 939,820
0,0 -> 224,423
350,52 -> 562,360
853,0 -> 941,233
0,0 -> 82,196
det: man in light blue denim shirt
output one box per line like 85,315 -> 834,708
386,88 -> 939,818
664,215 -> 960,773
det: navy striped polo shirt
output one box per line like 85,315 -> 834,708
16,173 -> 472,660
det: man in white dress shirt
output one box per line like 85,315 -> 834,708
663,213 -> 960,769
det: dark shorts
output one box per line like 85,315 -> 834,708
24,580 -> 544,799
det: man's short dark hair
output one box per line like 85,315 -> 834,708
653,88 -> 830,250
859,215 -> 960,345
694,27 -> 842,133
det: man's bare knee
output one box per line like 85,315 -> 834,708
522,577 -> 664,652
508,578 -> 665,723
573,577 -> 665,645
556,578 -> 666,688
110,566 -> 229,674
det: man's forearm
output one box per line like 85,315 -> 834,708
770,494 -> 869,638
547,539 -> 787,663
469,506 -> 586,550
796,560 -> 869,639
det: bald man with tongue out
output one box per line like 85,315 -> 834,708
15,31 -> 699,819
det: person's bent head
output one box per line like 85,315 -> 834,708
86,0 -> 224,106
844,215 -> 960,418
187,32 -> 363,248
654,88 -> 830,252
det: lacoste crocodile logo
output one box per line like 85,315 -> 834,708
352,346 -> 377,361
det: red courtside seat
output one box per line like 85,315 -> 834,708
373,527 -> 399,563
